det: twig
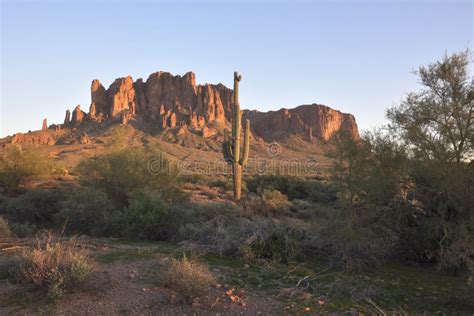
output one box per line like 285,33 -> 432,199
1,246 -> 25,251
365,298 -> 387,316
295,275 -> 310,288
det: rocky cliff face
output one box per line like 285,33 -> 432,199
12,71 -> 359,146
68,71 -> 233,132
243,104 -> 359,142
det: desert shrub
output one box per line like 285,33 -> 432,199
9,222 -> 38,238
0,193 -> 9,212
106,125 -> 130,152
393,163 -> 474,268
0,216 -> 11,238
55,188 -> 120,237
242,190 -> 291,216
164,255 -> 215,302
261,189 -> 291,214
118,190 -> 184,241
291,199 -> 314,219
208,176 -> 233,191
246,175 -> 337,203
76,147 -> 183,207
0,145 -> 63,195
312,207 -> 397,273
178,202 -> 267,254
181,174 -> 232,191
378,51 -> 474,271
181,174 -> 208,185
16,232 -> 93,300
240,224 -> 304,264
6,189 -> 63,226
438,236 -> 474,273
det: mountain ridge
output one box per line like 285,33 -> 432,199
2,71 -> 359,146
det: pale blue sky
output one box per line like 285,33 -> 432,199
1,0 -> 472,137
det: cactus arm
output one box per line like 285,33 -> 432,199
223,129 -> 234,162
239,119 -> 250,166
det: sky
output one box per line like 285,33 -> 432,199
1,0 -> 472,137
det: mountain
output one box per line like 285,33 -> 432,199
3,71 -> 359,148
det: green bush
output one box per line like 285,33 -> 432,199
312,207 -> 397,273
0,216 -> 11,238
242,190 -> 291,216
240,224 -> 304,264
16,232 -> 93,300
246,175 -> 337,203
6,189 -> 63,226
9,222 -> 38,238
76,147 -> 182,207
55,188 -> 120,237
0,145 -> 63,195
119,190 -> 184,241
178,202 -> 263,255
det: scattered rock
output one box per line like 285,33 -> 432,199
77,132 -> 92,144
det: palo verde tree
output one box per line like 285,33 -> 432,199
386,51 -> 474,267
387,50 -> 474,164
222,71 -> 250,200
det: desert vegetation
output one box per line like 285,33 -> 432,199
164,255 -> 216,302
0,51 -> 472,314
14,232 -> 93,300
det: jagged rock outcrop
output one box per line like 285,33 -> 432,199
42,119 -> 48,131
11,131 -> 55,145
243,104 -> 359,141
71,105 -> 86,125
134,78 -> 147,115
64,110 -> 71,125
90,79 -> 108,120
82,71 -> 232,131
108,76 -> 136,117
52,71 -> 359,144
196,84 -> 227,124
121,109 -> 133,125
145,72 -> 197,118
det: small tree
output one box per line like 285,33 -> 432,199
387,50 -> 474,164
75,147 -> 182,207
386,51 -> 474,268
0,145 -> 59,195
329,131 -> 371,205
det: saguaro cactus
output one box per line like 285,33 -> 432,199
222,71 -> 250,200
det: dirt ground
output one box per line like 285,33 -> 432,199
0,241 -> 284,316
0,238 -> 472,315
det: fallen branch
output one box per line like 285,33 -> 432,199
295,275 -> 310,288
1,245 -> 25,251
365,298 -> 387,316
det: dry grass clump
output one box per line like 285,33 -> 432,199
0,216 -> 11,238
16,232 -> 93,300
261,189 -> 291,214
165,255 -> 215,302
243,189 -> 291,216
